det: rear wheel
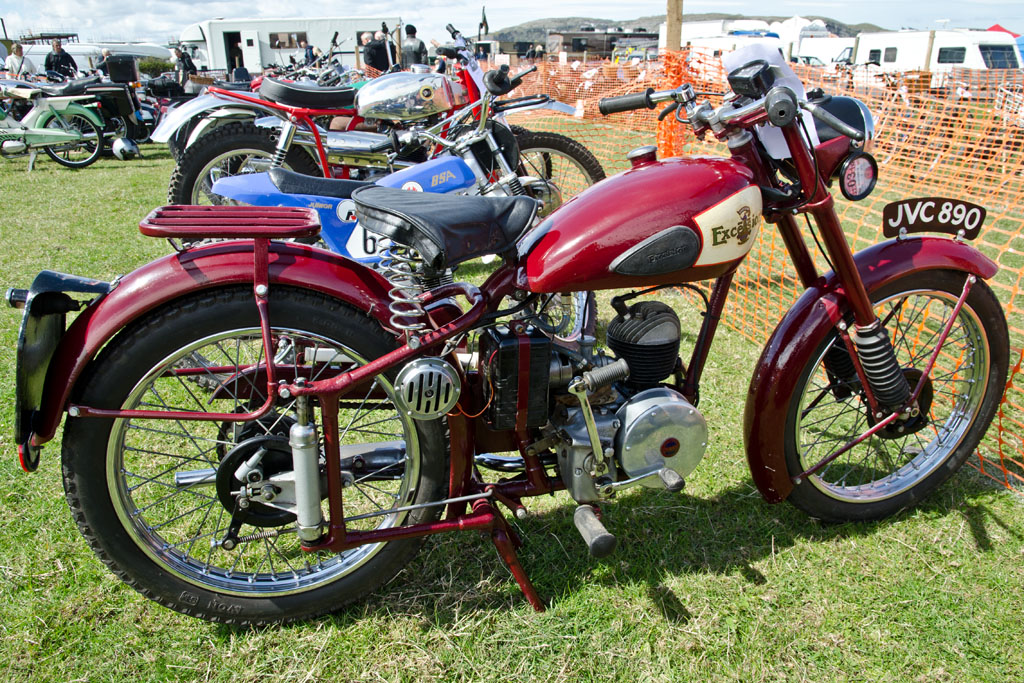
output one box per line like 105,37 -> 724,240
62,286 -> 447,624
43,112 -> 104,168
783,270 -> 1008,522
168,121 -> 321,204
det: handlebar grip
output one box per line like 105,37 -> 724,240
807,103 -> 865,141
446,24 -> 458,38
331,31 -> 339,44
509,65 -> 538,89
436,47 -> 458,59
598,88 -> 655,116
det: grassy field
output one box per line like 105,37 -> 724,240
1,147 -> 1023,682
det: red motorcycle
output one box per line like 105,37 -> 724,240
9,58 -> 1008,624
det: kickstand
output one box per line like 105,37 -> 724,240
27,149 -> 38,172
483,501 -> 546,611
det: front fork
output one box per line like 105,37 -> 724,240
773,122 -> 913,415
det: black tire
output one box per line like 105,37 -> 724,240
513,129 -> 605,216
61,286 -> 447,625
168,121 -> 321,205
166,119 -> 195,162
783,270 -> 1009,522
42,112 -> 104,168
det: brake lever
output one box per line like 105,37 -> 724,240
658,102 -> 678,121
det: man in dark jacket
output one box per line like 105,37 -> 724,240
173,47 -> 197,85
401,25 -> 428,68
363,31 -> 395,72
44,39 -> 78,79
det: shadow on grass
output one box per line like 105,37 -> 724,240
250,460 -> 1019,633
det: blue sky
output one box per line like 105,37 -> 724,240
3,1 -> 1021,46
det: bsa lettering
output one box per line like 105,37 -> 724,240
711,206 -> 756,247
431,170 -> 457,187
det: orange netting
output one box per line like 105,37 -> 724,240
501,49 -> 1024,490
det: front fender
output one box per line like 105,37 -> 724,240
743,236 -> 998,503
32,242 -> 395,446
151,93 -> 275,143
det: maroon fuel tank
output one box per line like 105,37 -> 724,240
517,156 -> 761,292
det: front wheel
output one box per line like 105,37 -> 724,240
43,112 -> 104,168
783,270 -> 1009,522
62,286 -> 447,624
167,121 -> 321,205
513,130 -> 605,216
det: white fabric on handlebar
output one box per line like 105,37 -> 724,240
722,43 -> 819,160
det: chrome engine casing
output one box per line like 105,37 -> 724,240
356,72 -> 469,121
615,388 -> 707,487
552,386 -> 707,502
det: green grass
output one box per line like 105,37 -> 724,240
1,146 -> 1023,681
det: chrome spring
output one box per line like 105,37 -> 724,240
380,243 -> 428,332
269,146 -> 288,167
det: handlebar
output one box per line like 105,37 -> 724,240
598,88 -> 657,115
484,65 -> 536,96
598,84 -> 865,142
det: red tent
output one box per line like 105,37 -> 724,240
988,24 -> 1020,37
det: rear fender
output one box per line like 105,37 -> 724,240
11,272 -> 111,471
31,242 -> 395,447
151,93 -> 276,143
35,102 -> 104,131
743,236 -> 998,503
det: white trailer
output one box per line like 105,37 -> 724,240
178,16 -> 401,72
850,30 -> 1021,74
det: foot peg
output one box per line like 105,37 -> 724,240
574,505 -> 617,558
658,467 -> 685,493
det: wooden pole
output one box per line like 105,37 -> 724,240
666,0 -> 683,52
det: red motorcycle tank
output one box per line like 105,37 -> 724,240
517,156 -> 761,292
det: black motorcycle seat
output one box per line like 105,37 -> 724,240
37,74 -> 102,97
351,186 -> 538,272
211,79 -> 252,91
259,77 -> 357,110
268,168 -> 370,200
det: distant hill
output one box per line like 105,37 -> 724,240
488,14 -> 885,44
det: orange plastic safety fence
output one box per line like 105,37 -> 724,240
503,51 -> 1024,490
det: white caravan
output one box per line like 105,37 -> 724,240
848,30 -> 1021,74
178,16 -> 401,72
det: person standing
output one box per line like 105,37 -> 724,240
363,31 -> 395,72
173,47 -> 197,85
401,25 -> 427,68
300,40 -> 315,65
5,43 -> 37,79
44,39 -> 78,79
95,48 -> 112,76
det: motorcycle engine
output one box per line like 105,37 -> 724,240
548,299 -> 708,502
